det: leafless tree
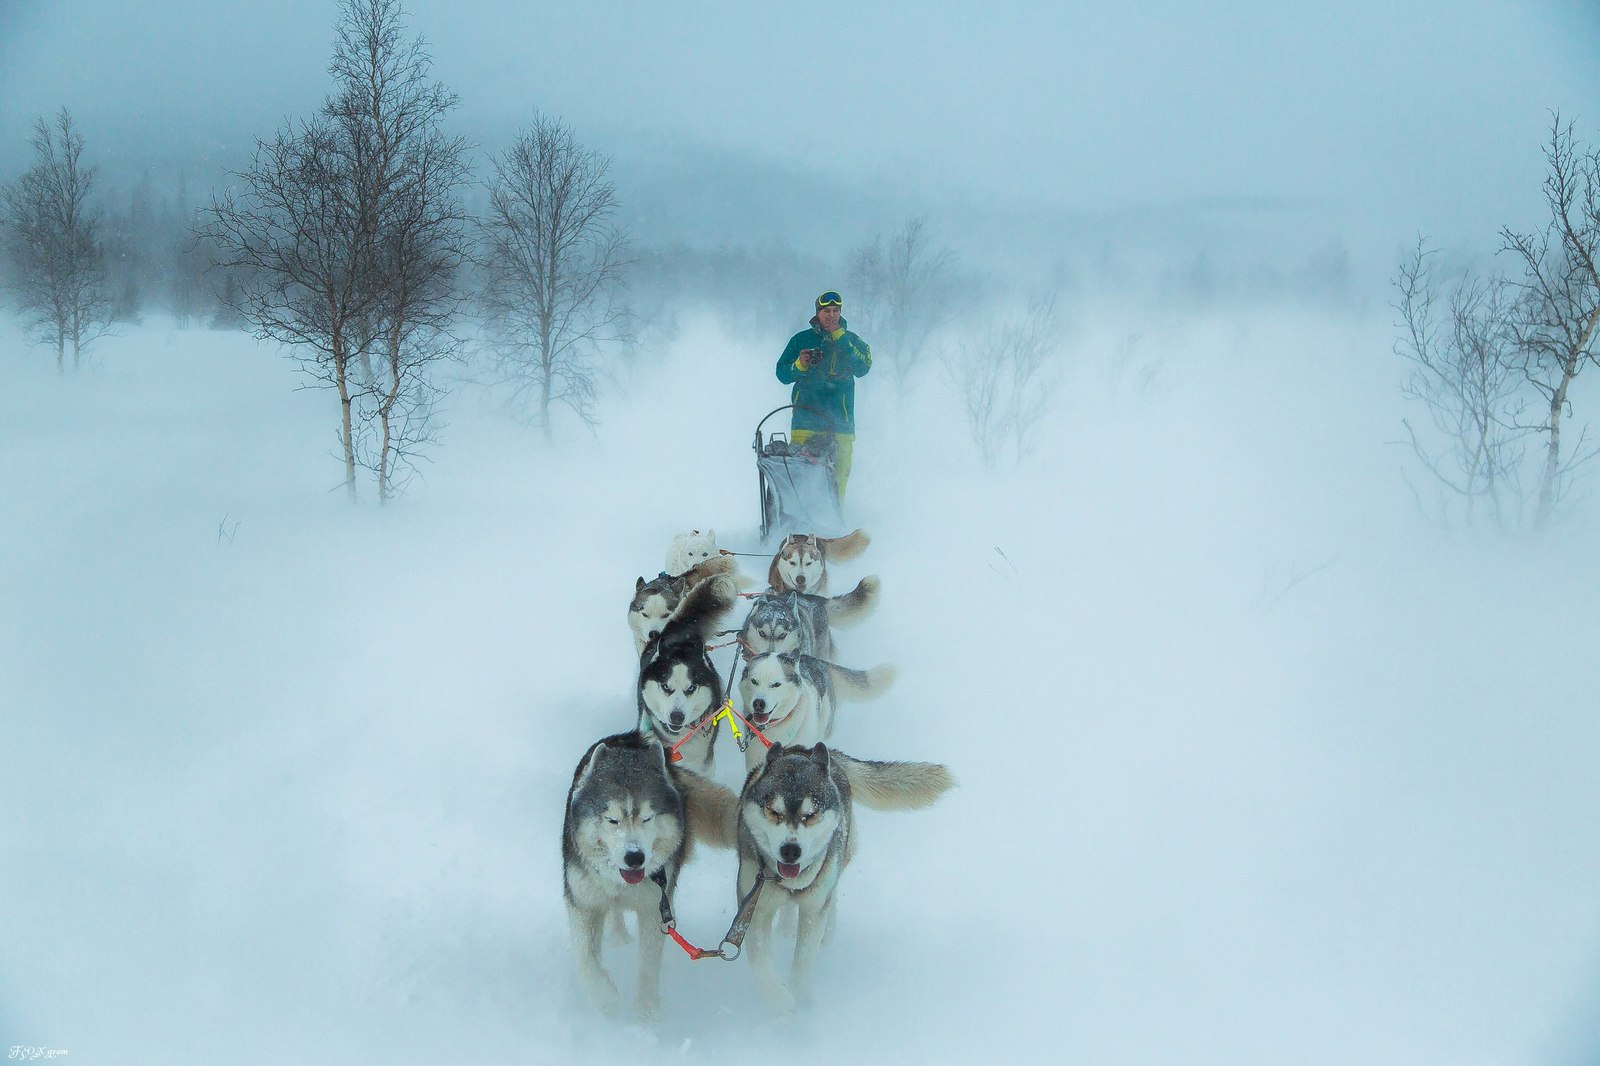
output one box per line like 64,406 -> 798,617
943,291 -> 1062,466
1394,239 -> 1530,528
0,109 -> 112,371
203,119 -> 370,497
327,0 -> 470,502
479,113 -> 632,441
201,0 -> 467,501
1500,115 -> 1600,528
846,216 -> 963,393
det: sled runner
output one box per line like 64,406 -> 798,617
754,405 -> 845,543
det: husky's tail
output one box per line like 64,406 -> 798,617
828,661 -> 897,700
821,528 -> 870,562
826,575 -> 880,627
681,554 -> 751,591
675,767 -> 738,849
834,752 -> 956,811
663,574 -> 737,643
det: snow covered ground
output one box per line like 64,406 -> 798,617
2,303 -> 1597,1065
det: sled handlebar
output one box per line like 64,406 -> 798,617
754,404 -> 830,449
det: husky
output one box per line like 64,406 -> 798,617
736,650 -> 896,771
629,554 -> 741,655
637,574 -> 738,772
767,528 -> 870,595
736,742 -> 955,1014
738,578 -> 881,662
563,729 -> 738,1018
739,590 -> 830,659
665,528 -> 720,577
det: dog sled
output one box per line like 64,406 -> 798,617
754,405 -> 845,542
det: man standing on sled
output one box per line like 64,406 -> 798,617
775,290 -> 872,503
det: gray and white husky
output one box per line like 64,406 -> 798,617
637,574 -> 737,771
767,528 -> 870,595
736,650 -> 896,771
563,729 -> 737,1018
736,742 -> 955,1014
737,578 -> 881,662
629,554 -> 741,655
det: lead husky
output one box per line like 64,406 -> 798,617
767,528 -> 870,595
736,742 -> 955,1014
737,578 -> 880,661
563,729 -> 738,1018
736,651 -> 896,771
637,574 -> 737,771
629,554 -> 741,655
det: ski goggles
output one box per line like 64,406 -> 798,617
815,291 -> 843,308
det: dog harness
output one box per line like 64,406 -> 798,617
651,865 -> 772,961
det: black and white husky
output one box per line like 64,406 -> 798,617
562,730 -> 737,1018
737,578 -> 881,662
636,574 -> 737,771
767,528 -> 870,595
735,650 -> 896,771
736,742 -> 955,1014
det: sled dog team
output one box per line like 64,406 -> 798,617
564,528 -> 957,1017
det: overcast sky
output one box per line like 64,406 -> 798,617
2,1 -> 1598,252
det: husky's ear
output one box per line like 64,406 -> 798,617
808,742 -> 830,773
572,741 -> 609,794
641,633 -> 662,665
765,741 -> 789,765
643,735 -> 669,775
636,576 -> 646,593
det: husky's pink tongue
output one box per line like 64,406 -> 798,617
778,862 -> 802,879
620,868 -> 645,885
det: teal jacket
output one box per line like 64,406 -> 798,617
775,316 -> 872,434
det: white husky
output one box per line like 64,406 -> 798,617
736,651 -> 896,771
665,529 -> 720,576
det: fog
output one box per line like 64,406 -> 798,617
3,3 -> 1600,1064
4,1 -> 1599,260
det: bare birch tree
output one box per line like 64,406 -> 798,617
1394,239 -> 1529,528
327,0 -> 470,502
480,114 -> 632,441
0,109 -> 112,371
203,120 -> 370,496
202,0 -> 467,501
1501,115 -> 1600,528
847,216 -> 963,392
944,292 -> 1062,467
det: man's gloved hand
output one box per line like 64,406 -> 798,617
795,348 -> 820,371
